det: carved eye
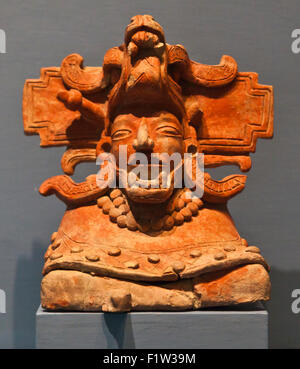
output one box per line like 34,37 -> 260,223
112,129 -> 132,140
156,125 -> 182,137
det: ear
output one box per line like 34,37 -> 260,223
96,134 -> 112,157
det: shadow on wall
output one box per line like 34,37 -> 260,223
103,313 -> 135,349
267,267 -> 300,348
13,239 -> 44,348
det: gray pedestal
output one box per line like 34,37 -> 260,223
36,303 -> 268,349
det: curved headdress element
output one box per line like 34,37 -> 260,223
23,15 -> 273,206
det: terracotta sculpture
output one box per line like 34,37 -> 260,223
23,15 -> 273,311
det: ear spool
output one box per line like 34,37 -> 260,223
96,133 -> 112,157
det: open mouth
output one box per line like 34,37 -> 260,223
118,164 -> 173,190
125,25 -> 165,46
128,166 -> 169,189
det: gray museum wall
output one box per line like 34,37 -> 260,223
0,0 -> 298,348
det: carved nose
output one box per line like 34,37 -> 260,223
133,120 -> 154,152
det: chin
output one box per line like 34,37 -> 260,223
125,185 -> 174,204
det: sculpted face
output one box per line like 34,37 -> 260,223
110,108 -> 185,203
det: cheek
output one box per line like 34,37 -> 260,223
111,141 -> 135,165
155,137 -> 184,155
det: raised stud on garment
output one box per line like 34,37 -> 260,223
85,254 -> 100,262
190,249 -> 202,258
148,254 -> 160,263
51,240 -> 61,250
214,252 -> 226,260
245,246 -> 261,254
51,232 -> 58,242
50,253 -> 63,260
224,245 -> 236,252
172,261 -> 185,273
125,261 -> 139,269
108,247 -> 121,256
71,246 -> 83,253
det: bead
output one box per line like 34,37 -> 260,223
187,202 -> 199,216
113,197 -> 125,207
110,189 -> 122,200
119,204 -> 130,214
109,207 -> 122,222
151,218 -> 164,231
180,207 -> 192,221
97,196 -> 110,208
126,212 -> 138,231
163,215 -> 175,230
102,200 -> 113,214
174,212 -> 184,226
192,197 -> 204,208
117,215 -> 127,228
175,198 -> 185,211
